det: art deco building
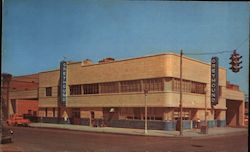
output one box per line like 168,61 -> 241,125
36,53 -> 245,130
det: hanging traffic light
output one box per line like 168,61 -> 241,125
229,50 -> 243,73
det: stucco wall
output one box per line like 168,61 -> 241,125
38,53 -> 229,111
67,54 -> 167,85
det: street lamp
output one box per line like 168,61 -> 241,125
144,88 -> 148,135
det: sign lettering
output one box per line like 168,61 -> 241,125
211,57 -> 219,106
60,61 -> 67,106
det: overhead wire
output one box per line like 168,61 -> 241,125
183,37 -> 249,56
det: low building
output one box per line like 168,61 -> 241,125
37,52 -> 245,130
8,74 -> 39,117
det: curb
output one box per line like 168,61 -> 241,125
27,124 -> 247,139
190,130 -> 248,139
28,125 -> 192,139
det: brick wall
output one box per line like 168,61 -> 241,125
16,100 -> 38,116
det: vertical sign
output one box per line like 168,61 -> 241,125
60,61 -> 67,106
211,57 -> 219,106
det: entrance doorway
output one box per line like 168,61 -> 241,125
90,111 -> 95,126
226,100 -> 241,126
72,108 -> 80,125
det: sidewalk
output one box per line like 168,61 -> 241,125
29,123 -> 248,138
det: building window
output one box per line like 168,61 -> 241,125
172,78 -> 205,94
191,82 -> 205,94
172,78 -> 180,92
133,108 -> 142,120
119,108 -> 134,120
45,87 -> 52,96
143,78 -> 164,92
173,109 -> 190,120
120,80 -> 142,93
83,84 -> 99,94
183,80 -> 192,93
100,82 -> 119,94
70,85 -> 82,95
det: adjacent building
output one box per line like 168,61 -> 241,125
36,53 -> 245,130
8,74 -> 39,117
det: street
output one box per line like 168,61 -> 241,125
0,126 -> 248,152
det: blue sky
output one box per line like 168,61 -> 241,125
2,1 -> 249,96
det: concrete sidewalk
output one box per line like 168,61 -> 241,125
29,123 -> 248,138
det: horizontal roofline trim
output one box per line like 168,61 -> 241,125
12,73 -> 39,78
67,52 -> 227,70
39,52 -> 226,73
39,69 -> 60,74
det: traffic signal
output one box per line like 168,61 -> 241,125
229,50 -> 243,73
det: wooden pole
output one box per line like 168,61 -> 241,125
180,50 -> 183,136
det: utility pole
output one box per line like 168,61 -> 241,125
179,50 -> 183,136
1,73 -> 12,120
205,88 -> 208,134
144,89 -> 148,135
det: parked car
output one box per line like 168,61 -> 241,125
6,114 -> 31,126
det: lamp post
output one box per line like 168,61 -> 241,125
144,88 -> 148,135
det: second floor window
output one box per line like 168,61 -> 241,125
83,84 -> 99,94
120,80 -> 141,92
172,78 -> 205,94
70,85 -> 82,95
143,78 -> 164,92
45,87 -> 52,96
100,82 -> 119,93
191,82 -> 205,94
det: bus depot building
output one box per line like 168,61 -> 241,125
37,53 -> 245,130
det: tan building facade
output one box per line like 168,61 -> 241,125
37,53 -> 245,130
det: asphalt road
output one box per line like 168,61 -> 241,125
1,126 -> 248,152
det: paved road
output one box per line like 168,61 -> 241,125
1,127 -> 248,152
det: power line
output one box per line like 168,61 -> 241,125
235,37 -> 249,50
184,37 -> 249,56
185,50 -> 232,56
